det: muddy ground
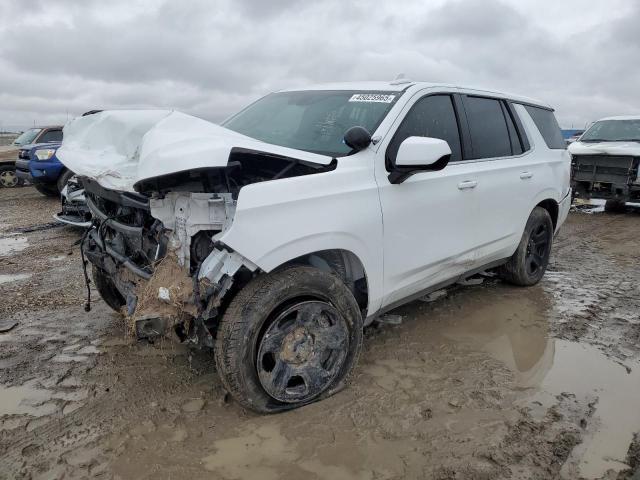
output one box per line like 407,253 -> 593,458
1,186 -> 639,480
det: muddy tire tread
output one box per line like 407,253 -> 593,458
498,206 -> 553,287
214,265 -> 363,413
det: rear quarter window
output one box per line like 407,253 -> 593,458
524,106 -> 565,149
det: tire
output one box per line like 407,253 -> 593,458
0,165 -> 22,188
215,265 -> 363,413
498,207 -> 554,286
33,183 -> 59,197
604,199 -> 626,213
57,169 -> 75,193
92,266 -> 125,313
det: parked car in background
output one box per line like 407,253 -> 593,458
59,81 -> 571,412
53,175 -> 92,227
568,115 -> 640,211
15,141 -> 74,196
562,129 -> 585,146
0,126 -> 63,188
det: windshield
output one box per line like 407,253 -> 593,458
222,90 -> 402,157
580,119 -> 640,142
13,128 -> 42,146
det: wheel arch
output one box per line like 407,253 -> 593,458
275,249 -> 369,315
535,198 -> 559,230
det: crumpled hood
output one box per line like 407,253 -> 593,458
57,110 -> 333,192
568,141 -> 640,157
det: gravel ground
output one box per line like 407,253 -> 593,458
1,186 -> 639,480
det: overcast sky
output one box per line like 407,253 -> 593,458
1,0 -> 638,131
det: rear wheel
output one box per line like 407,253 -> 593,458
34,183 -> 59,197
215,266 -> 363,413
92,266 -> 125,313
0,165 -> 22,188
604,199 -> 626,213
499,207 -> 553,286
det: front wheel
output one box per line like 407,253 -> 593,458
57,169 -> 75,193
498,207 -> 554,286
214,266 -> 363,413
34,183 -> 59,197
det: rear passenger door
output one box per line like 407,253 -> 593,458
456,94 -> 536,263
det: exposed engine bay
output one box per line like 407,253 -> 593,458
80,148 -> 335,347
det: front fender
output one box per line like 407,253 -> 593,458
218,160 -> 384,315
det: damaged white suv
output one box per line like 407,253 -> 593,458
59,81 -> 571,412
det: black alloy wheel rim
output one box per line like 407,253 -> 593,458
257,300 -> 349,403
526,223 -> 551,276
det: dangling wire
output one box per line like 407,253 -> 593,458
79,226 -> 93,312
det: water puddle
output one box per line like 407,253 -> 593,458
0,235 -> 29,256
0,273 -> 31,285
431,285 -> 640,479
538,342 -> 640,479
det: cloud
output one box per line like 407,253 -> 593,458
0,0 -> 638,130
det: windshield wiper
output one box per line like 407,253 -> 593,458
616,139 -> 640,143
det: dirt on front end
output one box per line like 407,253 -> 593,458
1,186 -> 640,480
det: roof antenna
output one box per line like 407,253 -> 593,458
390,73 -> 411,85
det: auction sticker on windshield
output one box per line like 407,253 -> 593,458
349,94 -> 396,103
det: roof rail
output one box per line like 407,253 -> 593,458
390,73 -> 412,86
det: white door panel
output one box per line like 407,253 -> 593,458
378,162 -> 482,306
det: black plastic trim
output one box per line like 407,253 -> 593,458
505,102 -> 531,152
85,196 -> 144,237
82,177 -> 150,210
387,154 -> 451,184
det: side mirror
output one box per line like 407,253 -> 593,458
389,136 -> 451,184
343,126 -> 372,153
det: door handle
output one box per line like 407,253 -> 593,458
457,180 -> 478,190
520,171 -> 533,180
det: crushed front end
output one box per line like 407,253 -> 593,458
571,154 -> 640,202
60,109 -> 337,348
80,175 -> 256,347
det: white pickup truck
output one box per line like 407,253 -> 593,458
569,115 -> 640,212
58,80 -> 571,412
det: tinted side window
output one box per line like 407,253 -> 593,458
38,129 -> 63,143
387,95 -> 462,167
524,106 -> 565,149
464,96 -> 512,159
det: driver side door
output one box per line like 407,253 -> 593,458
375,92 -> 483,307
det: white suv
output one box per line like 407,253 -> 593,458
59,80 -> 571,412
